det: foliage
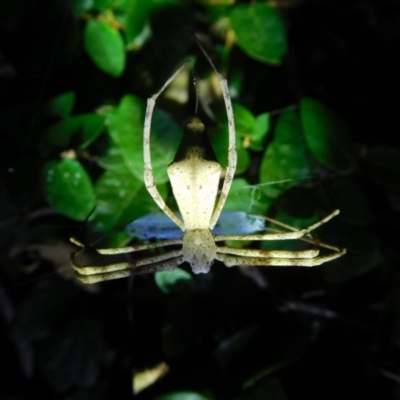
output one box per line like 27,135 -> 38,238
1,1 -> 400,399
230,3 -> 287,65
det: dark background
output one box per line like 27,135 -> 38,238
1,0 -> 400,399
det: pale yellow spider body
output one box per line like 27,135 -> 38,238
167,122 -> 222,231
167,117 -> 222,274
70,41 -> 346,284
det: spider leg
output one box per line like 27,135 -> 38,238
70,237 -> 182,254
192,37 -> 237,230
217,246 -> 320,258
76,256 -> 185,284
209,74 -> 237,229
71,249 -> 184,284
144,60 -> 192,231
210,70 -> 237,229
216,248 -> 346,268
214,209 -> 340,242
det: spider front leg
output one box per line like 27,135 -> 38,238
143,60 -> 192,231
209,74 -> 237,230
193,39 -> 237,230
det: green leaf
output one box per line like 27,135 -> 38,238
236,145 -> 250,175
112,0 -> 132,14
154,267 -> 193,294
93,0 -> 114,11
211,124 -> 249,174
44,118 -> 82,151
124,0 -> 150,44
222,178 -> 272,249
217,105 -> 270,152
92,163 -> 167,232
75,0 -> 95,16
224,178 -> 271,215
105,97 -> 143,179
43,159 -> 96,221
44,113 -> 105,151
249,112 -> 270,151
358,145 -> 400,187
45,92 -> 75,119
92,167 -> 142,232
155,392 -> 211,400
77,114 -> 106,149
233,103 -> 255,137
84,19 -> 125,77
300,97 -> 354,169
107,95 -> 181,184
97,140 -> 125,171
260,109 -> 316,198
230,3 -> 287,65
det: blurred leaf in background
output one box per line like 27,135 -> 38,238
300,97 -> 355,170
260,109 -> 317,199
84,19 -> 126,77
230,3 -> 287,65
43,158 -> 96,221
